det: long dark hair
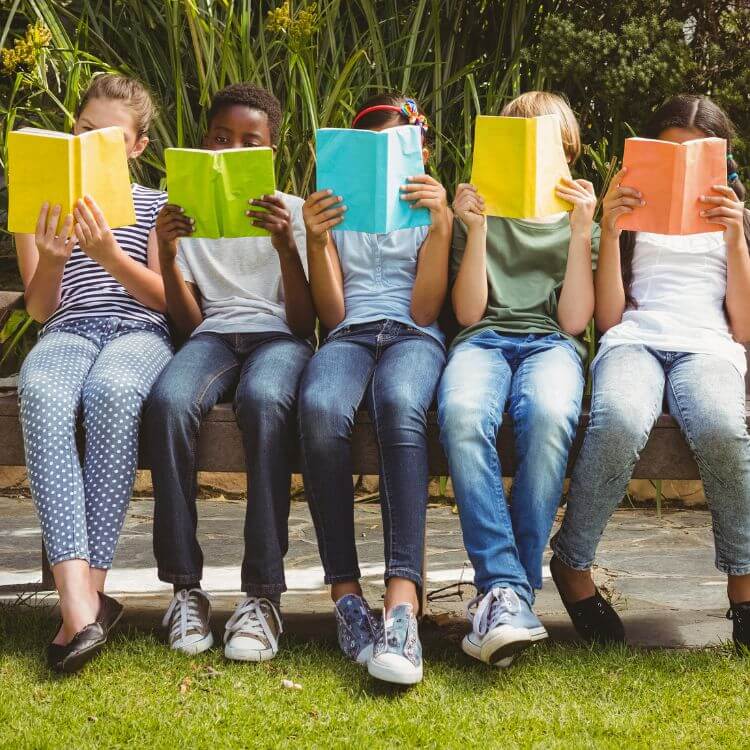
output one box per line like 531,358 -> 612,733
620,95 -> 749,308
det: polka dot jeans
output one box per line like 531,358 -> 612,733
18,317 -> 173,569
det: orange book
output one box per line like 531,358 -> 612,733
618,137 -> 726,235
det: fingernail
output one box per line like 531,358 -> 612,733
326,189 -> 333,195
180,207 -> 184,213
337,196 -> 343,202
700,211 -> 706,216
641,200 -> 646,206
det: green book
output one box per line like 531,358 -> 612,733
165,147 -> 276,238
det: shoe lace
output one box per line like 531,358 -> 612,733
466,587 -> 520,636
162,588 -> 210,641
223,597 -> 282,647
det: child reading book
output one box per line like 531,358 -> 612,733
437,91 -> 600,667
145,83 -> 315,663
14,73 -> 172,673
550,94 -> 750,653
298,93 -> 451,686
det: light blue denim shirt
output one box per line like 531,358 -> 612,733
330,226 -> 444,344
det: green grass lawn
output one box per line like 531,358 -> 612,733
1,602 -> 749,749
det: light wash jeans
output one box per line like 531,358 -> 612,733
438,330 -> 585,605
553,345 -> 750,576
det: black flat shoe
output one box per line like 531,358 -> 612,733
550,556 -> 625,644
727,601 -> 750,654
96,592 -> 124,633
49,622 -> 107,674
46,641 -> 67,669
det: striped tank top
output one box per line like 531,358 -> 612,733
43,183 -> 168,333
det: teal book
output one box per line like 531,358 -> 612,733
165,147 -> 276,238
315,125 -> 431,233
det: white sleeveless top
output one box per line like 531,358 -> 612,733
595,231 -> 746,375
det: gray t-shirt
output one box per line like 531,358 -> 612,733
176,192 -> 307,336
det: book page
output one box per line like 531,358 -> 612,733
80,127 -> 136,229
7,129 -> 74,234
619,138 -> 678,234
534,114 -> 572,217
166,149 -> 221,238
316,129 -> 379,233
384,126 -> 430,233
680,138 -> 726,234
217,147 -> 275,238
470,115 -> 530,219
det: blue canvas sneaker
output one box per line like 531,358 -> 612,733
334,593 -> 381,664
462,587 -> 548,666
368,603 -> 422,685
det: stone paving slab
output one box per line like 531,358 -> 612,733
0,496 -> 735,648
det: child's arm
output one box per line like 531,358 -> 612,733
16,203 -> 74,322
156,204 -> 204,337
302,190 -> 346,331
451,183 -> 488,327
555,178 -> 597,335
246,194 -> 316,339
592,167 -> 643,332
701,184 -> 750,342
73,196 -> 167,313
401,175 -> 452,327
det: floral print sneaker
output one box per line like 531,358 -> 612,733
334,593 -> 381,664
367,603 -> 423,685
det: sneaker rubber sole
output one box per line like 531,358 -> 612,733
224,641 -> 276,662
461,632 -> 515,668
367,653 -> 423,685
171,631 -> 214,656
469,624 -> 548,665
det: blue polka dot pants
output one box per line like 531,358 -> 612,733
18,317 -> 173,569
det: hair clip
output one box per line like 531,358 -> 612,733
401,98 -> 428,132
728,171 -> 739,183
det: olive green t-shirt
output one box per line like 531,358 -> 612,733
450,214 -> 600,360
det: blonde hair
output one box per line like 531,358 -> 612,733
501,91 -> 581,164
75,73 -> 157,138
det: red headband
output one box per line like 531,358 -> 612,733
351,99 -> 428,132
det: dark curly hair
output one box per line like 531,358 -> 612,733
207,83 -> 283,144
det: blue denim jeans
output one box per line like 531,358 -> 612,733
19,316 -> 172,568
298,319 -> 446,588
144,331 -> 312,596
553,345 -> 750,576
437,330 -> 585,605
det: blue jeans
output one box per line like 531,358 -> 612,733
145,331 -> 312,596
553,345 -> 750,575
298,320 -> 445,588
438,330 -> 585,605
18,316 -> 172,568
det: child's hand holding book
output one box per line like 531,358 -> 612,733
72,196 -> 121,267
156,204 -> 195,263
246,194 -> 298,256
453,183 -> 486,231
34,202 -> 75,267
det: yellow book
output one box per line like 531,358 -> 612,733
7,126 -> 136,233
470,114 -> 572,219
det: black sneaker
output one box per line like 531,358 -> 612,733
727,601 -> 750,654
550,555 -> 625,644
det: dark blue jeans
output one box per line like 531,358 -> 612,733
298,320 -> 446,589
145,331 -> 312,596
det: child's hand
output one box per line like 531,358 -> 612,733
246,194 -> 297,256
73,196 -> 120,266
302,190 -> 346,248
35,203 -> 75,267
556,177 -> 596,233
452,183 -> 486,230
156,204 -> 194,263
700,185 -> 748,250
600,167 -> 644,235
401,175 -> 450,227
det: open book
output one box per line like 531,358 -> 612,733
470,114 -> 572,219
7,126 -> 135,234
165,147 -> 276,238
315,125 -> 431,233
619,137 -> 727,234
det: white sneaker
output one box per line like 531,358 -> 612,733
462,587 -> 548,666
162,588 -> 214,655
224,597 -> 282,662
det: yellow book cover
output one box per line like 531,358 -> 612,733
8,126 -> 136,233
470,114 -> 572,219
